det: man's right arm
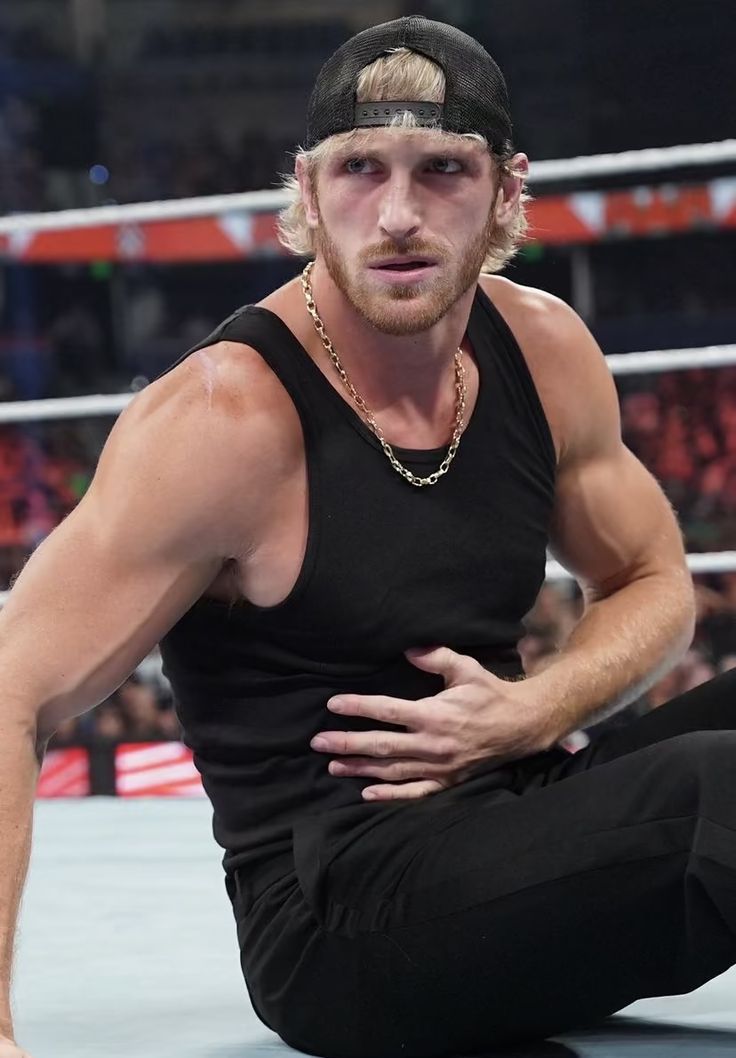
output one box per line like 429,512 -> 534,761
0,344 -> 276,1045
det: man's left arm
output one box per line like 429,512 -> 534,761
529,299 -> 696,746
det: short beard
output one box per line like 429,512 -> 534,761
315,203 -> 499,337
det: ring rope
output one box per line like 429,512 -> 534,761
545,553 -> 736,582
605,345 -> 736,375
1,139 -> 734,236
1,345 -> 734,425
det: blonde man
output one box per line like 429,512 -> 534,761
2,15 -> 736,1058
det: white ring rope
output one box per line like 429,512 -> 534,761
1,345 -> 734,425
605,345 -> 736,376
545,553 -> 736,582
1,139 -> 734,236
0,393 -> 132,424
528,138 -> 736,182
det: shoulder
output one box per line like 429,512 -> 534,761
111,339 -> 303,550
478,273 -> 584,351
176,337 -> 294,415
477,274 -> 621,466
142,338 -> 303,460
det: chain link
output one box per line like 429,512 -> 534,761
300,260 -> 467,487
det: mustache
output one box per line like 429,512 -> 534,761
360,242 -> 447,265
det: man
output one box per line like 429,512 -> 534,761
1,15 -> 735,1058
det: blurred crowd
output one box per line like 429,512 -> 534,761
0,9 -> 347,214
50,670 -> 182,749
0,96 -> 46,214
0,91 -> 293,213
0,422 -> 93,574
101,125 -> 293,207
620,367 -> 736,552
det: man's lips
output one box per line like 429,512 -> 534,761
368,257 -> 438,271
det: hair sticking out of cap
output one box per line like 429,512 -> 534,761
356,47 -> 445,107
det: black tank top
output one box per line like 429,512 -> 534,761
156,283 -> 557,907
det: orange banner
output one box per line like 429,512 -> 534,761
2,179 -> 734,263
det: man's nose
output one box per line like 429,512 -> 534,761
377,176 -> 422,243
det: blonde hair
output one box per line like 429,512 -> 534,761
276,48 -> 531,274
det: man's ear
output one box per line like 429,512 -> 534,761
296,156 -> 320,230
494,153 -> 529,226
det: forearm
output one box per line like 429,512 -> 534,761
529,569 -> 696,746
0,710 -> 42,1042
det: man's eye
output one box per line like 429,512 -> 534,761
344,158 -> 377,174
429,157 -> 463,174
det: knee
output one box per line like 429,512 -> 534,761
657,730 -> 736,809
664,728 -> 736,761
659,729 -> 736,769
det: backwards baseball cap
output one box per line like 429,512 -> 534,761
306,15 -> 513,154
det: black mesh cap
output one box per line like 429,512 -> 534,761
305,15 -> 513,153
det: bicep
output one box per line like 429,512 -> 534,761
0,361 -> 250,738
548,441 -> 688,600
2,496 -> 222,738
536,298 -> 688,598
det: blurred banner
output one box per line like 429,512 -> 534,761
4,178 -> 736,263
36,742 -> 205,797
115,742 -> 205,797
36,748 -> 90,797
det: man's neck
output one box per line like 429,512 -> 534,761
302,260 -> 476,420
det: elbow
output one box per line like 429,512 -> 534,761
680,578 -> 698,649
670,560 -> 697,624
659,563 -> 697,656
587,561 -> 696,646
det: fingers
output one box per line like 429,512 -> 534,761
327,694 -> 426,727
313,730 -> 453,761
363,779 -> 446,801
328,756 -> 445,780
404,645 -> 483,684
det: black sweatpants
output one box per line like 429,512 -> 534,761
232,668 -> 736,1058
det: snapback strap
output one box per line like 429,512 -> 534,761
353,101 -> 443,127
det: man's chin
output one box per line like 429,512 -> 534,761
358,302 -> 443,336
349,284 -> 450,336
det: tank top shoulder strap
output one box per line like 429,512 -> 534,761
472,282 -> 557,472
153,305 -> 318,421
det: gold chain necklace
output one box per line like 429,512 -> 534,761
300,260 -> 467,487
